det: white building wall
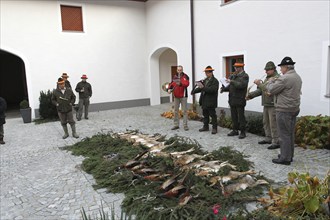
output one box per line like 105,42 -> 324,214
146,0 -> 193,104
193,0 -> 330,116
0,0 -> 148,117
1,0 -> 329,116
159,49 -> 177,99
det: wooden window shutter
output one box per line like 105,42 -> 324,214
61,5 -> 83,32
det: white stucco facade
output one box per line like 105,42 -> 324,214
192,0 -> 330,116
1,0 -> 148,117
1,0 -> 329,117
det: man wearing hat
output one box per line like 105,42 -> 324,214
265,56 -> 302,165
191,66 -> 219,134
221,62 -> 249,139
75,74 -> 92,121
52,78 -> 79,139
247,61 -> 280,149
0,97 -> 7,144
61,73 -> 72,89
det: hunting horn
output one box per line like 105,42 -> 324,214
162,82 -> 174,93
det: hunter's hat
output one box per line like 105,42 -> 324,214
61,73 -> 69,78
264,61 -> 276,70
204,66 -> 214,72
233,62 -> 245,67
57,78 -> 65,84
278,57 -> 296,66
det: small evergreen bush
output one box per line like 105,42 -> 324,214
39,90 -> 58,119
19,100 -> 29,109
246,114 -> 265,136
218,109 -> 264,136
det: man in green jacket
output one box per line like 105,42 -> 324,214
247,61 -> 280,149
221,62 -> 249,139
191,66 -> 219,134
75,74 -> 92,121
52,78 -> 79,139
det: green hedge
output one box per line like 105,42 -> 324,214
39,90 -> 58,120
218,109 -> 265,136
218,110 -> 330,149
295,115 -> 330,149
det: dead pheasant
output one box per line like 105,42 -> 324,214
174,154 -> 203,166
209,170 -> 256,185
160,171 -> 183,191
124,150 -> 149,168
159,184 -> 186,198
135,168 -> 158,175
222,175 -> 269,195
143,173 -> 171,181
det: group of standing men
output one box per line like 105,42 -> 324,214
0,57 -> 302,166
51,73 -> 92,139
168,56 -> 302,165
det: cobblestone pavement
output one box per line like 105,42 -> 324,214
1,103 -> 329,219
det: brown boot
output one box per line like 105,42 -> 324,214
0,137 -> 5,144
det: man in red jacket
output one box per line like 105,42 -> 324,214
168,65 -> 190,131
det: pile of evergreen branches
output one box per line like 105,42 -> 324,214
63,133 -> 274,219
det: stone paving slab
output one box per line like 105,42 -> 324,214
1,103 -> 329,219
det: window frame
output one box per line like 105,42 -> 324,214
224,55 -> 244,78
321,41 -> 330,100
59,3 -> 85,33
220,0 -> 238,7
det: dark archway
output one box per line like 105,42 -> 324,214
0,49 -> 28,116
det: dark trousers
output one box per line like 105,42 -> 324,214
230,105 -> 246,131
58,111 -> 75,126
277,111 -> 299,161
202,108 -> 217,129
0,124 -> 3,138
77,97 -> 90,119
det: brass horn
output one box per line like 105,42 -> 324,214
162,82 -> 173,93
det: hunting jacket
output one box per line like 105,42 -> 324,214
248,71 -> 280,107
51,88 -> 76,113
193,76 -> 219,109
75,81 -> 93,99
222,71 -> 249,107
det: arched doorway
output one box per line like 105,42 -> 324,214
149,47 -> 177,105
0,49 -> 28,118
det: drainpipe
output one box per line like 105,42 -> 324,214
190,0 -> 196,110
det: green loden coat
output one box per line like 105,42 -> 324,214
247,71 -> 280,107
193,76 -> 219,109
51,88 -> 76,113
222,71 -> 249,107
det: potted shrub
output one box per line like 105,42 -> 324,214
20,100 -> 32,123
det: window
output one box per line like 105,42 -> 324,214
325,46 -> 330,98
321,42 -> 329,99
60,5 -> 83,32
225,55 -> 244,78
221,0 -> 237,6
